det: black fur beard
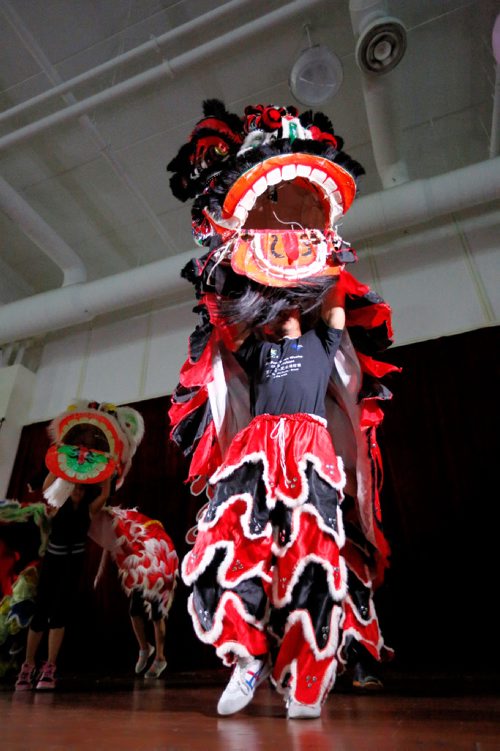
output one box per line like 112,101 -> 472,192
218,275 -> 336,332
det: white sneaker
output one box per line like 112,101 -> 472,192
287,699 -> 321,719
145,658 -> 167,679
217,657 -> 271,716
135,644 -> 154,674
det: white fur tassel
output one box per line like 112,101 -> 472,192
43,478 -> 74,507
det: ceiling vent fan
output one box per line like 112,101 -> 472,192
355,16 -> 407,74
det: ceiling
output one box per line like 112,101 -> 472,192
0,0 -> 498,313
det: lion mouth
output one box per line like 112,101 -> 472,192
62,419 -> 112,454
207,153 -> 356,235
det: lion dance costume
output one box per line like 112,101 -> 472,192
1,400 -> 178,674
167,101 -> 398,714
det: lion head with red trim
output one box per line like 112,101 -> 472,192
45,400 -> 144,498
167,100 -> 364,327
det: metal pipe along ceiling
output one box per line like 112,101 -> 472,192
0,157 -> 499,347
0,0 -> 259,125
0,174 -> 87,286
0,0 -> 324,153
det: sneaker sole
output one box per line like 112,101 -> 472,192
217,661 -> 272,716
287,703 -> 321,720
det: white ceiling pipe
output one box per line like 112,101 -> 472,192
2,0 -> 177,250
0,0 -> 257,125
0,249 -> 196,346
492,14 -> 500,157
357,74 -> 410,188
349,0 -> 409,188
342,156 -> 500,239
1,157 -> 499,348
0,0 -> 324,153
0,174 -> 86,286
490,63 -> 500,157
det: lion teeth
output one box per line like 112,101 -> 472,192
310,168 -> 327,185
233,164 -> 342,227
282,164 -> 297,181
240,189 -> 257,210
253,176 -> 268,196
266,167 -> 282,185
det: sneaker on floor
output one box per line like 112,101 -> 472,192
35,661 -> 57,690
287,699 -> 321,720
15,661 -> 36,691
144,658 -> 167,679
135,644 -> 155,674
352,660 -> 383,690
217,656 -> 271,716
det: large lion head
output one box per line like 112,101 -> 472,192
167,100 -> 364,327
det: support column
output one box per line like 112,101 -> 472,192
0,364 -> 35,497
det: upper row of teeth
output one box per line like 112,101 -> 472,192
231,164 -> 344,225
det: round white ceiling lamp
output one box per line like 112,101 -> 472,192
289,26 -> 343,106
355,16 -> 407,75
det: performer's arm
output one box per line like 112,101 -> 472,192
321,279 -> 346,330
42,471 -> 56,491
88,477 -> 111,518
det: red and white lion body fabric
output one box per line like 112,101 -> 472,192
43,400 -> 178,615
90,507 -> 178,617
168,101 -> 398,707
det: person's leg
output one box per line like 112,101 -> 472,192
47,626 -> 65,664
152,616 -> 166,661
269,420 -> 347,719
130,591 -> 154,673
182,422 -> 276,714
25,628 -> 44,665
34,626 -> 64,690
15,559 -> 51,690
145,605 -> 168,678
15,628 -> 43,690
130,614 -> 149,652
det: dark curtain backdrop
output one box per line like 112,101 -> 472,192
6,325 -> 500,674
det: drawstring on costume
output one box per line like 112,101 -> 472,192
270,417 -> 291,487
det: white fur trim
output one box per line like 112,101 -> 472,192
181,538 -> 272,588
216,642 -> 254,666
198,492 -> 272,540
271,552 -> 347,608
271,502 -> 345,556
43,478 -> 74,508
187,590 -> 267,647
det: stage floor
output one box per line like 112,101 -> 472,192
2,670 -> 500,751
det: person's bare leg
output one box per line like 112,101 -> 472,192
47,627 -> 65,665
25,628 -> 44,665
153,618 -> 166,661
130,615 -> 149,651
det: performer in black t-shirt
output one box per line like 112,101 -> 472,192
182,284 -> 347,719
